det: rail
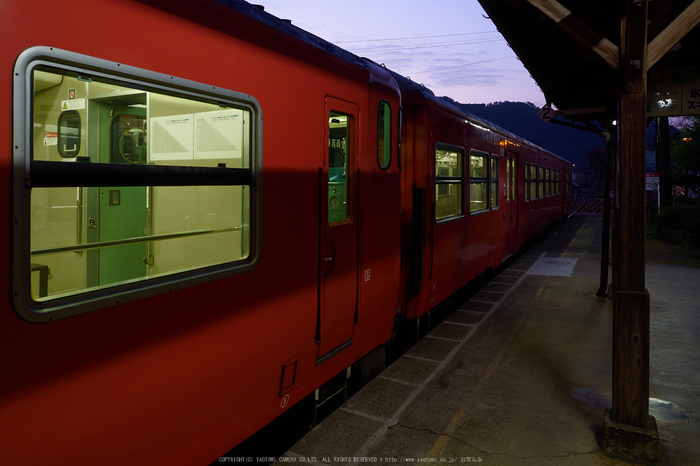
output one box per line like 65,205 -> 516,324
568,195 -> 587,218
30,226 -> 241,256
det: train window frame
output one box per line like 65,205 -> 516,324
524,162 -> 530,202
328,109 -> 354,224
549,168 -> 554,196
511,158 -> 517,202
469,149 -> 489,215
377,100 -> 391,169
530,164 -> 538,201
490,154 -> 499,211
434,143 -> 465,223
506,157 -> 511,203
550,168 -> 555,196
12,47 -> 263,322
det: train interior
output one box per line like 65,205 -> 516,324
30,67 -> 252,302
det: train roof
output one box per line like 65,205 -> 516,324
210,0 -> 567,164
387,70 -> 567,162
207,0 -> 400,93
212,0 -> 367,69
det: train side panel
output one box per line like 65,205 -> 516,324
399,93 -> 500,319
396,82 -> 572,321
0,0 -> 400,464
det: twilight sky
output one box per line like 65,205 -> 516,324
260,0 -> 546,106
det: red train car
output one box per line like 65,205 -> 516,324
1,0 -> 401,464
393,75 -> 572,321
1,0 -> 573,464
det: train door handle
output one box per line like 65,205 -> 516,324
324,257 -> 334,262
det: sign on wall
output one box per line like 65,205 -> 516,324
647,67 -> 700,117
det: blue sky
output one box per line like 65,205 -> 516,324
261,0 -> 546,106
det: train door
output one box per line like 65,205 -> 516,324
317,98 -> 358,361
503,151 -> 518,259
86,94 -> 149,287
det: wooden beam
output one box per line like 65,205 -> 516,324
648,0 -> 700,69
556,107 -> 607,116
527,0 -> 619,69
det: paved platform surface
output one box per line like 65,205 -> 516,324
275,213 -> 700,465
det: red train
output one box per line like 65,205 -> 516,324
0,0 -> 571,464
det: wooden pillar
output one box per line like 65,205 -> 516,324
597,135 -> 614,297
612,0 -> 650,429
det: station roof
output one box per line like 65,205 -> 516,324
476,0 -> 700,129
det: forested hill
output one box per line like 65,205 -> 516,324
441,98 -> 604,166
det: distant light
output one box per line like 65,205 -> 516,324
612,120 -> 617,126
657,98 -> 676,109
682,137 -> 693,142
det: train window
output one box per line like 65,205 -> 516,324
524,162 -> 530,201
469,150 -> 489,214
435,145 -> 465,221
490,155 -> 499,210
555,170 -> 560,195
13,47 -> 262,322
549,169 -> 554,196
511,159 -> 517,201
530,164 -> 538,200
538,166 -> 545,198
506,158 -> 511,202
551,169 -> 555,196
377,100 -> 391,169
550,169 -> 554,196
329,111 -> 352,223
545,168 -> 551,197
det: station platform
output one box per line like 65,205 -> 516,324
274,213 -> 700,465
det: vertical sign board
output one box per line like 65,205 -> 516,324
646,173 -> 660,209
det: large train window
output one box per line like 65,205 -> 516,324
530,164 -> 538,200
469,150 -> 489,214
13,47 -> 262,322
377,100 -> 391,169
435,145 -> 465,221
538,166 -> 545,198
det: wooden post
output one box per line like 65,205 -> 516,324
612,0 -> 650,429
596,135 -> 613,297
603,4 -> 661,459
